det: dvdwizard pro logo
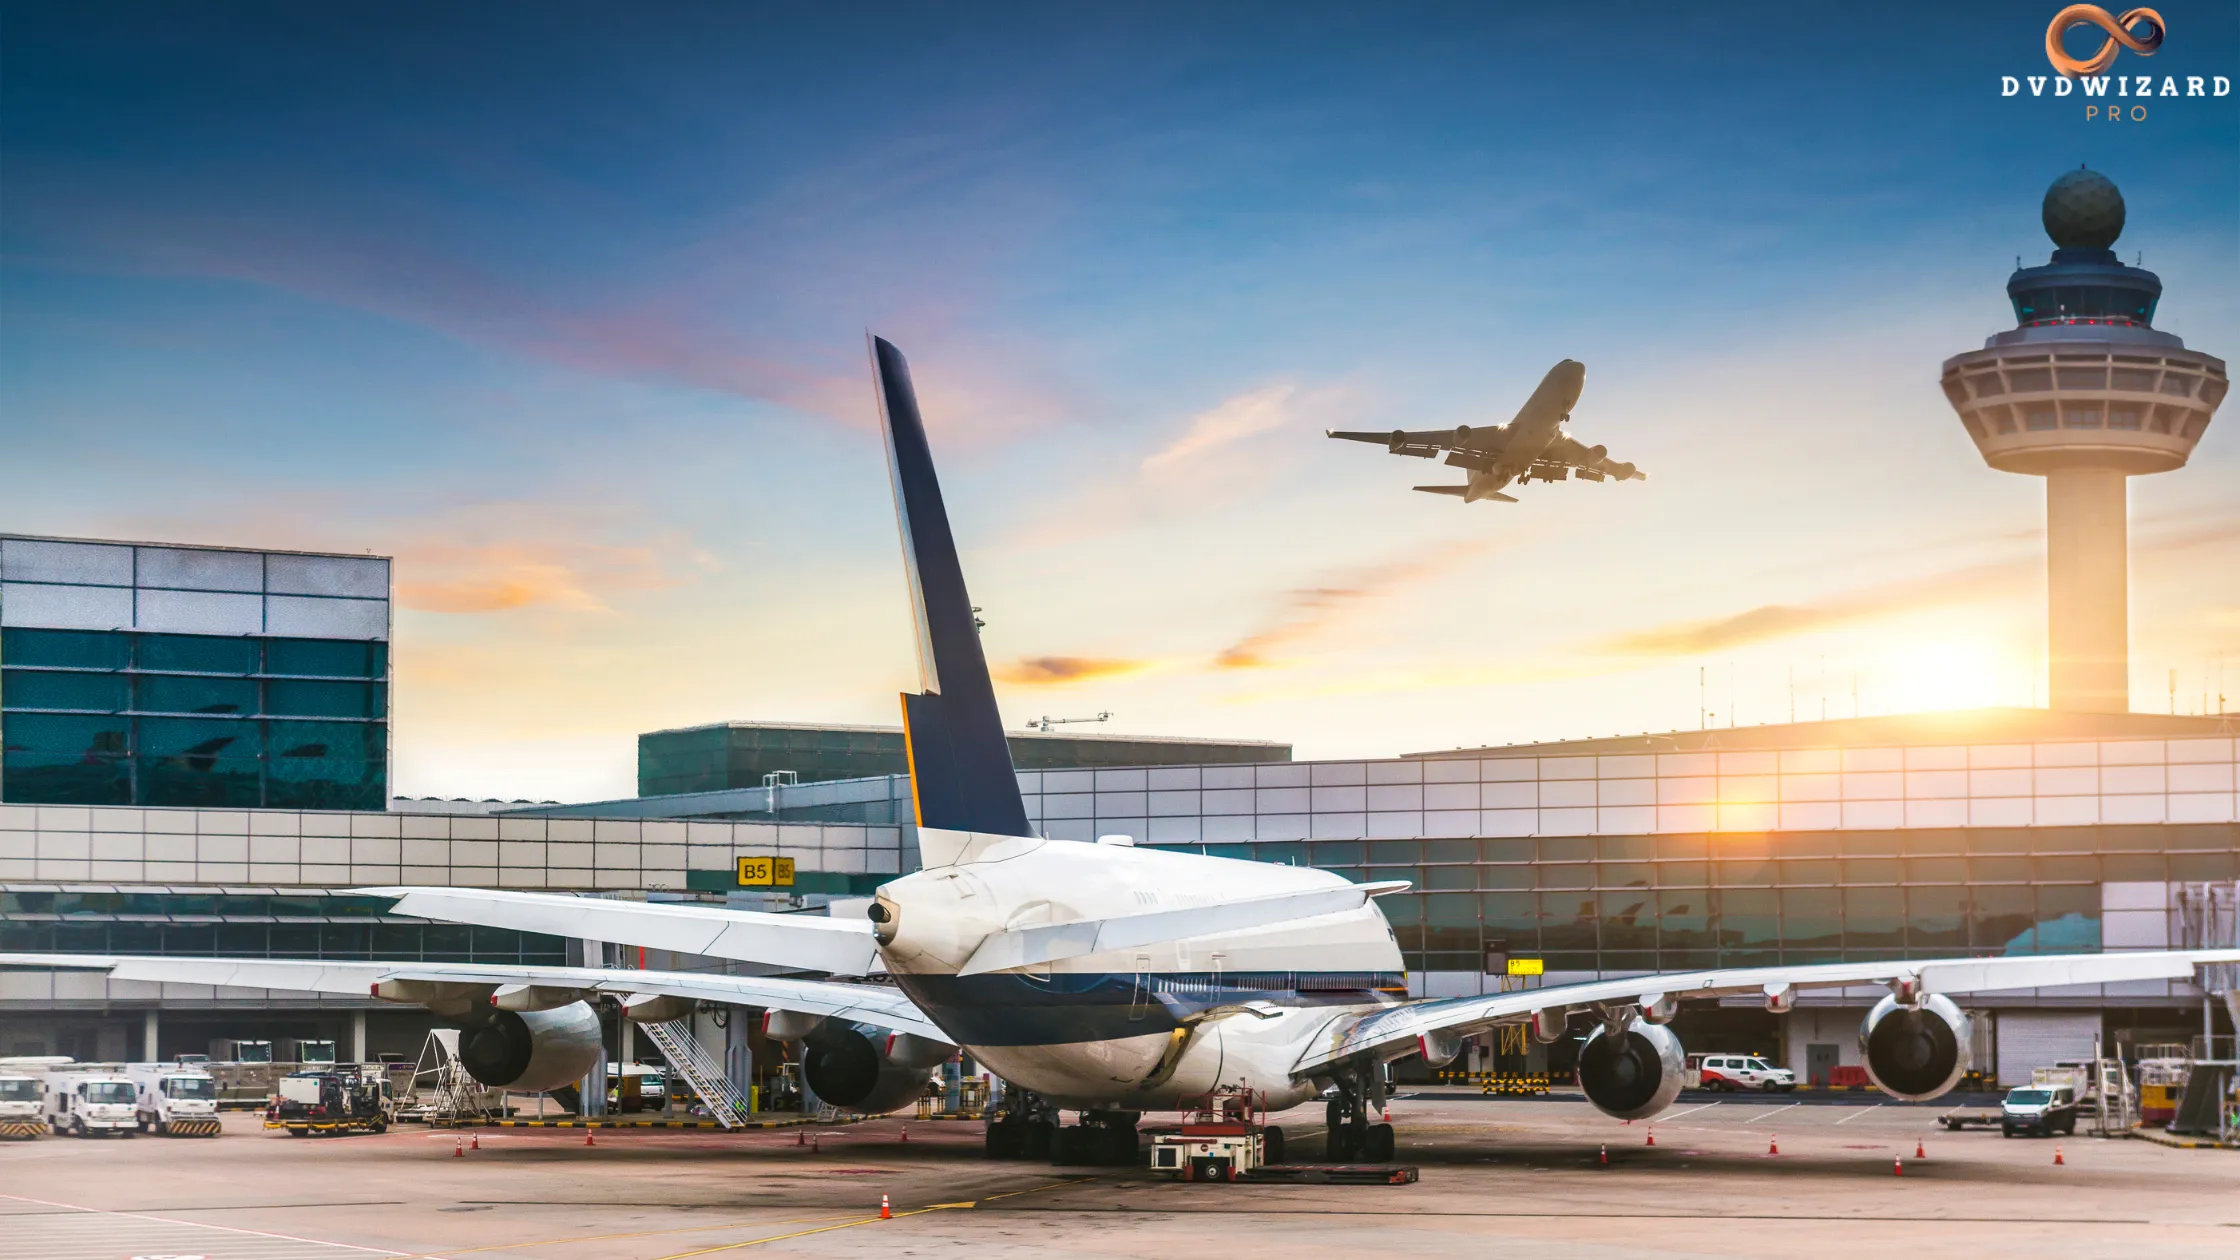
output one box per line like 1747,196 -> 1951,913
2044,5 -> 2163,76
2003,3 -> 2229,121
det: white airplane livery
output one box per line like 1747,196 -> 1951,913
9,335 -> 2237,1163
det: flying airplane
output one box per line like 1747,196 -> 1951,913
1328,358 -> 1646,503
8,337 -> 2235,1166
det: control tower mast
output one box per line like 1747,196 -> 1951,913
1942,168 -> 2227,713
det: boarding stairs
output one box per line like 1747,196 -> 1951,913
639,1018 -> 752,1129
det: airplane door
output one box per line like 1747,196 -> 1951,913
1129,954 -> 1151,1022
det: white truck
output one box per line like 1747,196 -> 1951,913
0,1068 -> 48,1138
125,1063 -> 223,1136
43,1069 -> 141,1137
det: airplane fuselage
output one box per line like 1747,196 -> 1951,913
1464,358 -> 1585,502
871,833 -> 1405,1110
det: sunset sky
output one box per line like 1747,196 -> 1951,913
4,2 -> 2236,802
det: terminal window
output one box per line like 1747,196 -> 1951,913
0,627 -> 387,810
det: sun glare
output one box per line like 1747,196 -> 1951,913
1877,638 -> 2016,714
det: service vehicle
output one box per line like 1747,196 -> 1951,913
266,1066 -> 392,1136
211,1038 -> 273,1063
126,1063 -> 223,1136
280,1038 -> 338,1064
2001,1083 -> 2079,1137
1691,1054 -> 1796,1092
43,1070 -> 141,1137
0,1069 -> 48,1138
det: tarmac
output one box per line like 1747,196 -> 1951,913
2,1090 -> 2234,1259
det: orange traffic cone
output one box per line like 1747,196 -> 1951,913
1646,1128 -> 1655,1147
2054,1145 -> 2065,1166
471,1132 -> 480,1151
453,1136 -> 463,1158
1915,1138 -> 1925,1160
1382,1105 -> 1391,1124
1767,1133 -> 1779,1156
585,1129 -> 595,1146
1599,1144 -> 1608,1166
1893,1155 -> 1903,1176
813,1134 -> 822,1153
880,1193 -> 892,1220
901,1124 -> 909,1143
797,1128 -> 806,1146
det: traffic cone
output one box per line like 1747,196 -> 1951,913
2053,1145 -> 2065,1166
1767,1133 -> 1778,1156
453,1136 -> 463,1158
1646,1128 -> 1655,1146
813,1134 -> 822,1153
1599,1144 -> 1607,1166
471,1132 -> 480,1151
1915,1138 -> 1925,1160
1381,1105 -> 1391,1123
1893,1155 -> 1903,1176
901,1124 -> 909,1143
880,1193 -> 891,1220
585,1129 -> 595,1146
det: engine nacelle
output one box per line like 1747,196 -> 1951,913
1607,460 -> 1637,480
1576,1020 -> 1686,1121
1859,993 -> 1970,1101
1453,424 -> 1472,443
457,1001 -> 603,1094
802,1022 -> 936,1116
1586,444 -> 1607,461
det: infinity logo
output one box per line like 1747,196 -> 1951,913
2045,5 -> 2165,77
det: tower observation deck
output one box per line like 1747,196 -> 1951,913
1941,168 -> 2227,714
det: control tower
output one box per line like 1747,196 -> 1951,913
1941,168 -> 2227,713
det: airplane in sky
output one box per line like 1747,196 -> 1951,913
8,338 -> 2235,1166
1329,358 -> 1647,503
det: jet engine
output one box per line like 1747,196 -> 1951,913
1859,993 -> 1970,1100
456,1000 -> 604,1094
1606,460 -> 1637,480
801,1022 -> 948,1116
1586,444 -> 1607,462
1453,424 -> 1472,443
1576,1020 -> 1686,1121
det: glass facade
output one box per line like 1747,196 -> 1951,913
0,887 -> 564,963
1143,825 -> 2239,974
1,627 -> 388,810
640,722 -> 1288,796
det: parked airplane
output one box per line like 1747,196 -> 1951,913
8,338 -> 2235,1165
1328,358 -> 1646,503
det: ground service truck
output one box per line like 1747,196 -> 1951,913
0,1069 -> 47,1138
126,1063 -> 223,1136
42,1069 -> 140,1137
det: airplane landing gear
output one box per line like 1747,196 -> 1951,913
1323,1066 -> 1395,1163
984,1085 -> 1059,1159
1053,1109 -> 1141,1166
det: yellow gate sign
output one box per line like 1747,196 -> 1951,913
1506,957 -> 1544,977
736,856 -> 796,887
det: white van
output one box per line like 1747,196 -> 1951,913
44,1071 -> 140,1137
126,1064 -> 223,1136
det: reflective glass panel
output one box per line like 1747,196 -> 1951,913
1599,862 -> 1653,888
1423,893 -> 1478,953
1843,886 -> 1905,950
1656,890 -> 1713,953
1781,888 -> 1843,960
1718,889 -> 1780,961
265,680 -> 383,719
2024,884 -> 2100,954
137,674 -> 259,716
2,669 -> 127,711
135,716 -> 259,807
1538,893 -> 1598,955
265,638 -> 386,678
138,634 -> 258,675
1540,836 -> 1595,862
1907,885 -> 1969,950
1971,886 -> 2037,954
1480,892 -> 1538,950
1599,889 -> 1655,952
1,628 -> 128,670
1479,864 -> 1534,890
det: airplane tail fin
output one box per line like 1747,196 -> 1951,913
871,336 -> 1034,843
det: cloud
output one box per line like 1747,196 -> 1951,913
1141,384 -> 1296,474
1216,542 -> 1493,668
992,655 -> 1151,685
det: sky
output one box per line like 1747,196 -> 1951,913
3,2 -> 2236,802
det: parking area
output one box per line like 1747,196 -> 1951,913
2,1094 -> 2235,1260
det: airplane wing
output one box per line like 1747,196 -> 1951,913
1541,434 -> 1646,481
0,952 -> 946,1041
1291,948 -> 2240,1076
359,887 -> 881,976
1328,428 -> 1504,460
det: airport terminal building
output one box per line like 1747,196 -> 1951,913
3,532 -> 2236,1082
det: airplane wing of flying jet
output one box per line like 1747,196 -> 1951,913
1326,427 -> 1502,460
0,953 -> 944,1040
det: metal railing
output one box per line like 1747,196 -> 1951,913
637,1019 -> 751,1129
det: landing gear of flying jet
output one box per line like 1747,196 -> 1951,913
1322,1066 -> 1395,1163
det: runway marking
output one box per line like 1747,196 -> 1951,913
1834,1102 -> 1885,1125
0,1191 -> 418,1258
1739,1102 -> 1802,1125
1656,1101 -> 1720,1122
